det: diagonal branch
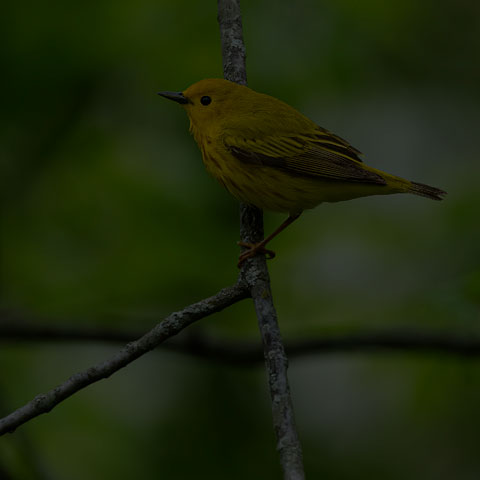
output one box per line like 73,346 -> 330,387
0,283 -> 249,436
218,2 -> 305,479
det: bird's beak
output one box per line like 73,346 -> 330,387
157,91 -> 190,104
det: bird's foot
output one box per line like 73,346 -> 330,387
237,241 -> 276,267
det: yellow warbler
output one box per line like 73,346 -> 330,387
158,79 -> 446,265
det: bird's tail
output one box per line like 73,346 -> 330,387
409,181 -> 447,201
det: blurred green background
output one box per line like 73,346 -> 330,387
1,0 -> 480,478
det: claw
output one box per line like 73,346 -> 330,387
235,214 -> 301,268
237,241 -> 276,267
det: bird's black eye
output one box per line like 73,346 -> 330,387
200,95 -> 212,106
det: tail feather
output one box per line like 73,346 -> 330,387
409,181 -> 447,201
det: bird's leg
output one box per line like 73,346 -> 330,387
237,213 -> 301,267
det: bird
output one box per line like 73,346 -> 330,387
158,78 -> 446,266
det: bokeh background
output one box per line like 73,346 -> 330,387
1,0 -> 480,478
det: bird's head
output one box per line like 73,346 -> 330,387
158,78 -> 250,135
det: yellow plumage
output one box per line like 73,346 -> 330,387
158,78 -> 446,264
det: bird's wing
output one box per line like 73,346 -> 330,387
223,128 -> 386,185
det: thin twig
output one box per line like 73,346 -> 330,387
0,283 -> 249,435
3,323 -> 480,362
217,2 -> 305,478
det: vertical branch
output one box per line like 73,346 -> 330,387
217,2 -> 306,479
217,0 -> 248,86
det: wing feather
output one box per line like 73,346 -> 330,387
224,127 -> 386,185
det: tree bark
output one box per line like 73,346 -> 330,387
218,1 -> 306,478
